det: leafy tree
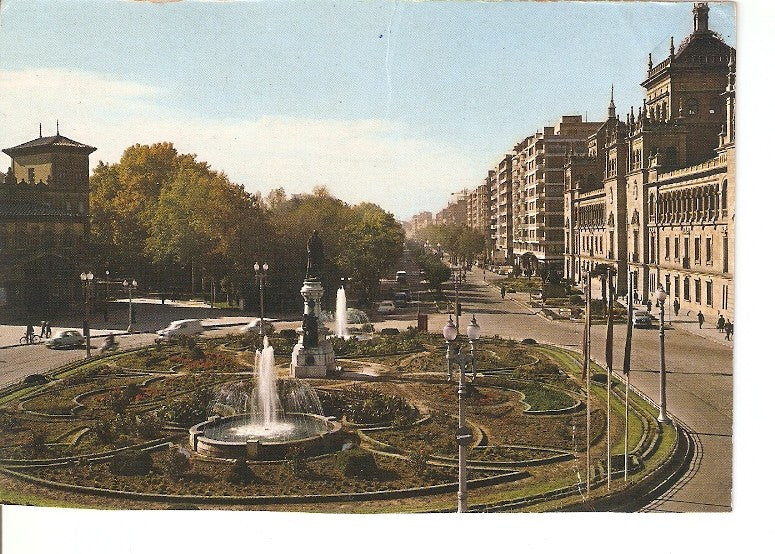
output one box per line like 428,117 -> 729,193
337,203 -> 405,303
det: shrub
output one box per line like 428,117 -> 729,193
285,446 -> 309,479
29,430 -> 48,455
227,457 -> 256,484
336,448 -> 377,478
136,412 -> 163,439
521,338 -> 537,345
0,409 -> 21,431
23,374 -> 49,386
380,328 -> 400,336
93,419 -> 117,444
165,447 -> 191,480
278,329 -> 298,341
109,449 -> 153,476
408,450 -> 428,477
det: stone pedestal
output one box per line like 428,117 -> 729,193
290,279 -> 336,378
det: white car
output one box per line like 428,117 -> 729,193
45,330 -> 85,349
377,300 -> 396,314
156,319 -> 204,341
240,318 -> 275,335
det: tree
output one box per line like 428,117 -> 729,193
337,203 -> 405,304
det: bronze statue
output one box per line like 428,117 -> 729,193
306,230 -> 324,279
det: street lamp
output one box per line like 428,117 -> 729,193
123,279 -> 138,332
105,269 -> 110,314
443,314 -> 481,513
80,271 -> 94,358
655,285 -> 671,424
254,262 -> 269,339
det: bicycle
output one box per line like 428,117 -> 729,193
19,334 -> 42,345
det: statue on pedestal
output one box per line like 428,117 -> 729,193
306,230 -> 324,280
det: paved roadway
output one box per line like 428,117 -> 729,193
0,274 -> 732,512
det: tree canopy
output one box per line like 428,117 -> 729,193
89,143 -> 404,309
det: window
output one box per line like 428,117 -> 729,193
706,281 -> 713,306
665,237 -> 670,259
674,237 -> 679,260
27,168 -> 35,183
674,275 -> 680,298
694,237 -> 701,263
706,237 -> 713,265
684,277 -> 690,301
721,181 -> 728,210
722,284 -> 728,309
665,274 -> 671,295
695,279 -> 701,303
650,235 -> 656,264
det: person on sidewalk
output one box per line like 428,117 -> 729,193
25,323 -> 34,344
500,285 -> 506,299
673,299 -> 680,317
647,299 -> 653,312
698,311 -> 705,328
724,320 -> 733,341
717,313 -> 725,333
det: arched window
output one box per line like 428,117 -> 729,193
686,98 -> 699,116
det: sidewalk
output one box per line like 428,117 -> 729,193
473,263 -> 733,348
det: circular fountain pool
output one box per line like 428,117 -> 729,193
189,413 -> 347,460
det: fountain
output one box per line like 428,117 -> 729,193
336,286 -> 348,338
190,339 -> 346,460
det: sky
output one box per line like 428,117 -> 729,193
0,0 -> 736,220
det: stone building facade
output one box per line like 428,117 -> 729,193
565,3 -> 735,316
0,132 -> 96,317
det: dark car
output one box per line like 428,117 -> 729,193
634,310 -> 654,329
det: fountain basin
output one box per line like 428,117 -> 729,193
190,413 -> 347,460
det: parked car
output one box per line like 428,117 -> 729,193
395,270 -> 407,284
633,310 -> 654,329
240,318 -> 275,335
377,300 -> 396,314
156,319 -> 204,341
394,292 -> 409,308
45,330 -> 85,349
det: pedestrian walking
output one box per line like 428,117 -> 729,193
698,311 -> 704,328
500,285 -> 506,299
25,323 -> 34,344
646,299 -> 652,312
40,321 -> 46,337
673,299 -> 680,317
44,321 -> 51,338
717,313 -> 725,333
724,320 -> 733,341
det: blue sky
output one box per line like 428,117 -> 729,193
0,0 -> 736,219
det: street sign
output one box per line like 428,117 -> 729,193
456,426 -> 473,446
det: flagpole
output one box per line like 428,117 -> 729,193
623,270 -> 635,482
584,270 -> 591,494
605,268 -> 612,490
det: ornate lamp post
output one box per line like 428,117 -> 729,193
443,314 -> 481,513
655,285 -> 671,424
80,271 -> 94,358
123,279 -> 138,332
254,262 -> 269,338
